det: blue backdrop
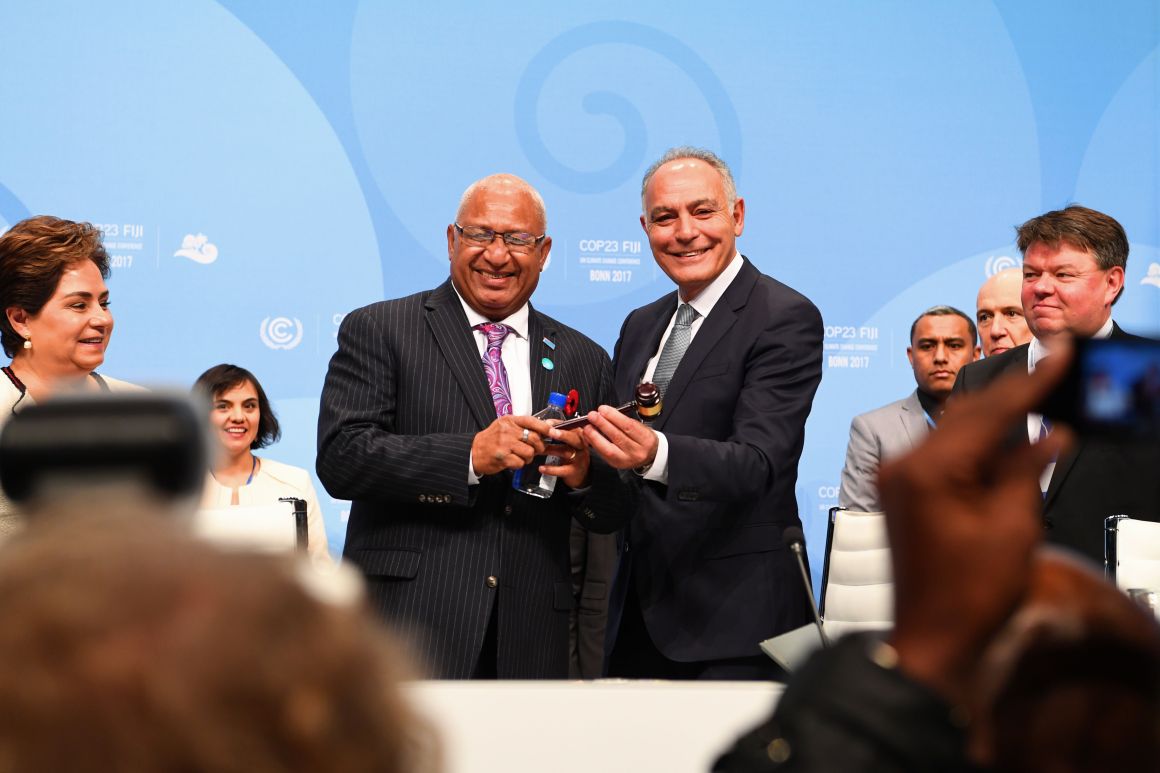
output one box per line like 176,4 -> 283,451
3,1 -> 1158,587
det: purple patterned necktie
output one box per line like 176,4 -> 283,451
476,323 -> 514,417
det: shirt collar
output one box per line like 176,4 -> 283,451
452,285 -> 530,340
682,253 -> 743,319
1027,317 -> 1114,371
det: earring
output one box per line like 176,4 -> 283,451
22,337 -> 31,351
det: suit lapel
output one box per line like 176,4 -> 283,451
617,294 -> 676,403
425,280 -> 495,429
1043,444 -> 1081,509
1046,324 -> 1132,507
527,308 -> 558,409
1002,346 -> 1033,449
899,391 -> 929,445
652,260 -> 755,430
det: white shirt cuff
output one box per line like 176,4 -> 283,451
641,430 -> 669,484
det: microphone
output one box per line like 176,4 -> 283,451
782,526 -> 829,648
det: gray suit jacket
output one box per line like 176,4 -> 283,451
838,390 -> 929,512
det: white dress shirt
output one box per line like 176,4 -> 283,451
640,253 -> 744,484
1026,316 -> 1114,492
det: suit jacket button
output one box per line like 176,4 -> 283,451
503,505 -> 513,515
485,575 -> 498,588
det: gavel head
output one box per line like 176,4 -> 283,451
635,382 -> 661,420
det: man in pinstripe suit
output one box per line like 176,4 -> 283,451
317,174 -> 632,679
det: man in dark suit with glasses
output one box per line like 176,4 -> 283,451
317,173 -> 633,678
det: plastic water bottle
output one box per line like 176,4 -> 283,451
513,391 -> 568,499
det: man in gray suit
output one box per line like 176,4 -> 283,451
838,306 -> 979,512
317,174 -> 632,679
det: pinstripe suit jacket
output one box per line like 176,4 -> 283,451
316,280 -> 632,678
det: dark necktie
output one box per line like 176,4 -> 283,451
652,303 -> 698,398
476,323 -> 513,417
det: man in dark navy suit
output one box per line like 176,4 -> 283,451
317,174 -> 632,679
583,147 -> 823,679
953,205 -> 1160,565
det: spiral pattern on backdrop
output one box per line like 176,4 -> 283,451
0,182 -> 30,229
514,21 -> 743,194
985,254 -> 1020,276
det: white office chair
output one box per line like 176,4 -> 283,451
194,497 -> 307,555
819,507 -> 894,640
1105,514 -> 1160,591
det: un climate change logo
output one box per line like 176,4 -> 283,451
985,255 -> 1019,276
260,317 -> 303,351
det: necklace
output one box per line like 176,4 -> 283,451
211,454 -> 258,487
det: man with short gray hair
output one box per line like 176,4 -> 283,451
583,147 -> 823,679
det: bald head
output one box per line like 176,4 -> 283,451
976,268 -> 1032,357
447,173 -> 552,321
456,174 -> 547,232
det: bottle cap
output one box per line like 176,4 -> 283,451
548,391 -> 567,408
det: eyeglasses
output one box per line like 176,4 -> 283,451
454,223 -> 545,249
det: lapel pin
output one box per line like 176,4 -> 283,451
543,337 -> 556,350
541,357 -> 555,370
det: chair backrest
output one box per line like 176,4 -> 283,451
194,497 -> 307,555
819,507 -> 893,640
1106,515 -> 1160,591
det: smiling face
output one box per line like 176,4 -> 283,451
446,176 -> 551,321
976,268 -> 1032,357
7,260 -> 113,378
907,314 -> 979,400
641,158 -> 745,301
212,380 -> 260,459
1021,241 -> 1123,340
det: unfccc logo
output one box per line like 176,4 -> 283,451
259,316 -> 303,350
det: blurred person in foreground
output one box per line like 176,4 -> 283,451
975,267 -> 1032,358
0,508 -> 435,773
194,363 -> 332,566
714,351 -> 1160,772
0,215 -> 141,535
